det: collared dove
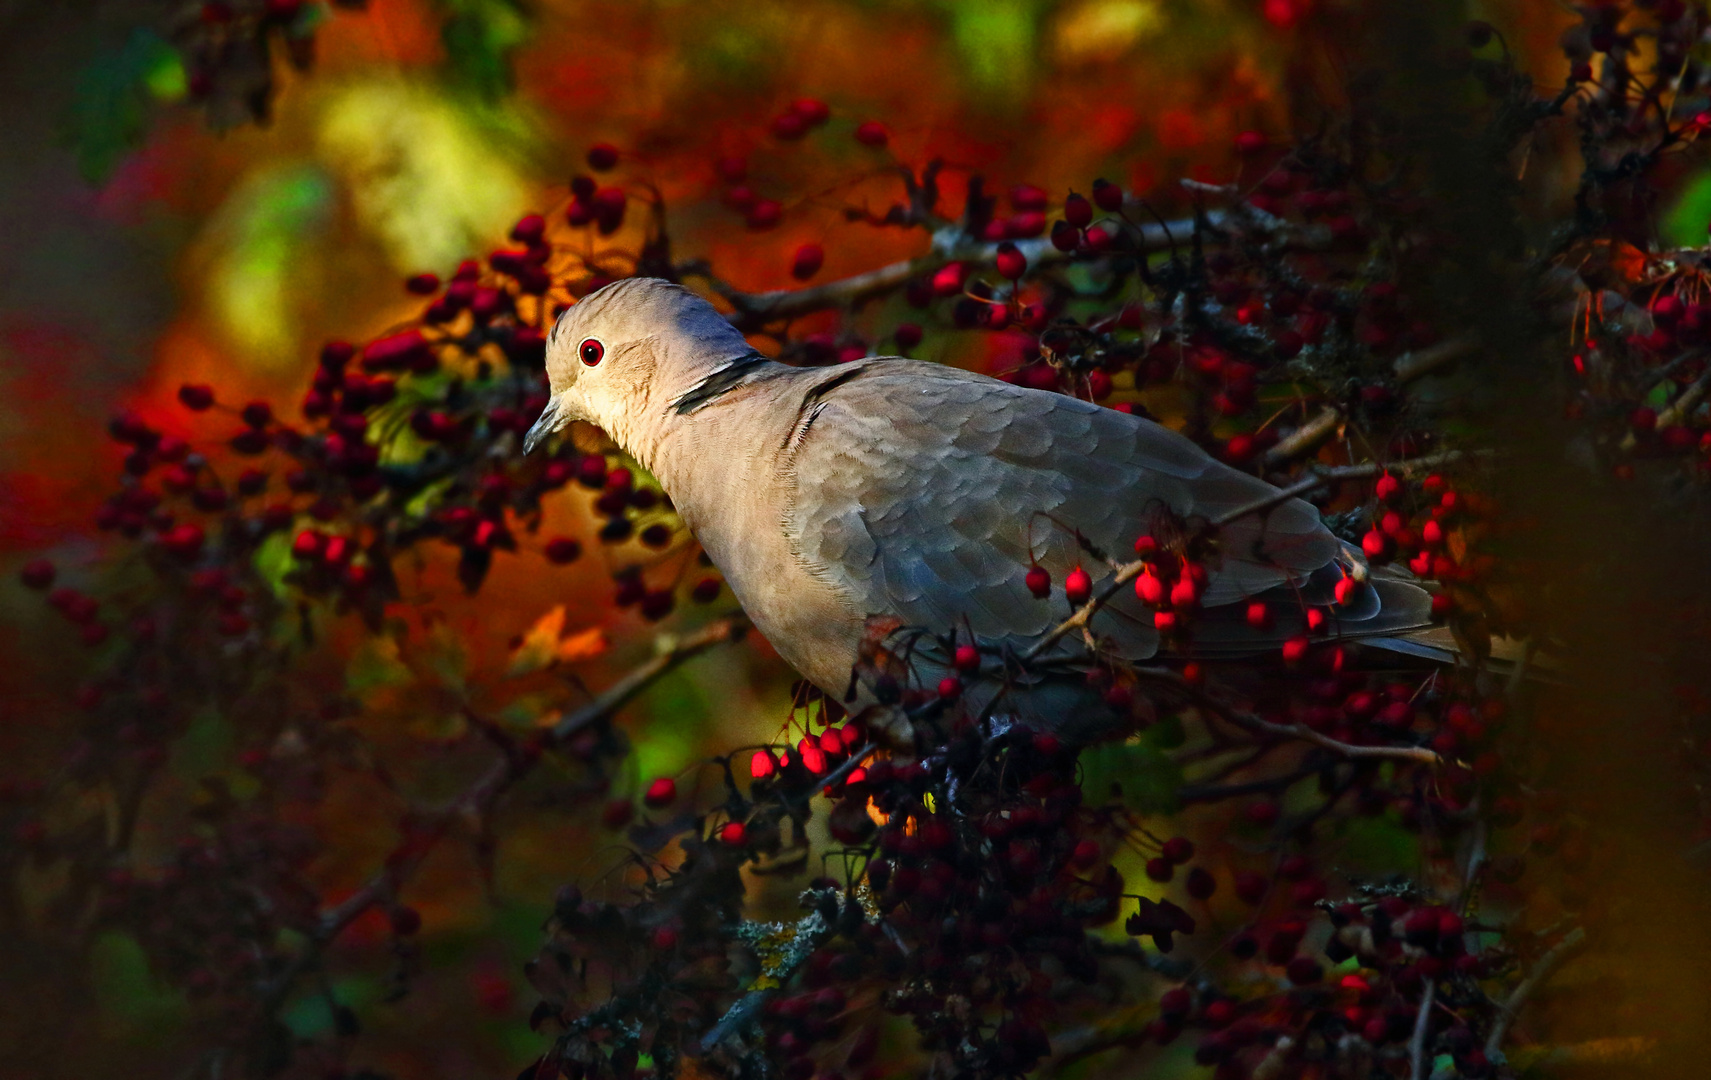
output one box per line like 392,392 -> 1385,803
525,278 -> 1429,733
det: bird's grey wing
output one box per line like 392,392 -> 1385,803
781,360 -> 1349,658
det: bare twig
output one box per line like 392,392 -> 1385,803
1265,336 -> 1480,467
1218,449 -> 1477,528
1263,406 -> 1343,468
1409,980 -> 1437,1080
1484,927 -> 1588,1056
1129,667 -> 1441,766
696,210 -> 1245,327
1392,334 -> 1481,383
263,617 -> 748,1011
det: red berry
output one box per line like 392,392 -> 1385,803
1063,193 -> 1093,228
953,644 -> 981,672
643,777 -> 677,808
932,261 -> 969,297
544,537 -> 582,564
1025,566 -> 1051,599
1071,838 -> 1101,869
510,214 -> 546,244
1334,575 -> 1361,605
1162,837 -> 1195,864
1170,575 -> 1200,612
853,121 -> 888,147
893,323 -> 923,350
771,111 -> 807,140
1185,866 -> 1217,900
746,199 -> 782,230
178,384 -> 215,411
719,821 -> 747,846
1050,220 -> 1081,251
937,676 -> 962,701
19,559 -> 54,590
1091,178 -> 1124,212
715,154 -> 747,182
750,750 -> 777,779
994,242 -> 1027,279
1361,528 -> 1393,561
1374,472 -> 1402,502
1234,130 -> 1268,155
586,142 -> 619,171
601,799 -> 634,829
691,577 -> 722,603
1145,857 -> 1174,882
1245,601 -> 1272,630
1065,565 -> 1092,605
791,97 -> 830,125
1281,636 -> 1310,664
791,243 -> 824,281
1136,570 -> 1166,607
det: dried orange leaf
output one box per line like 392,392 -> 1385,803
556,625 -> 610,664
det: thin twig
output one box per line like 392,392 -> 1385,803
1409,980 -> 1437,1080
1265,336 -> 1480,467
1130,667 -> 1441,766
1217,450 -> 1478,529
1484,927 -> 1588,1056
262,617 -> 748,1012
1391,334 -> 1481,383
697,209 -> 1264,326
1263,406 -> 1342,468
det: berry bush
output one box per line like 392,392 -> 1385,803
9,2 -> 1711,1079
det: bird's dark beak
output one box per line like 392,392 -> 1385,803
523,394 -> 565,455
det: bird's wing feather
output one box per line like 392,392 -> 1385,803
782,360 -> 1345,657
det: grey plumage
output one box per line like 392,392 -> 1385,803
526,278 -> 1431,728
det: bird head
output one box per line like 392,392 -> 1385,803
524,278 -> 756,454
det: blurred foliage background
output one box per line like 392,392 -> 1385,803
7,1 -> 1710,1078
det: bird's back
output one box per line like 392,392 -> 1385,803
774,357 -> 1410,662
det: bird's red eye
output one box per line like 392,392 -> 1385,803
579,338 -> 605,366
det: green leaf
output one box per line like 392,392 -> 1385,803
941,0 -> 1039,103
1663,169 -> 1711,247
346,635 -> 414,698
70,29 -> 182,182
91,931 -> 188,1035
253,529 -> 298,602
1142,712 -> 1186,750
1079,739 -> 1184,814
436,0 -> 532,101
1332,812 -> 1420,875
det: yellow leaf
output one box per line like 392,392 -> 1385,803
507,605 -> 567,678
506,607 -> 608,677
